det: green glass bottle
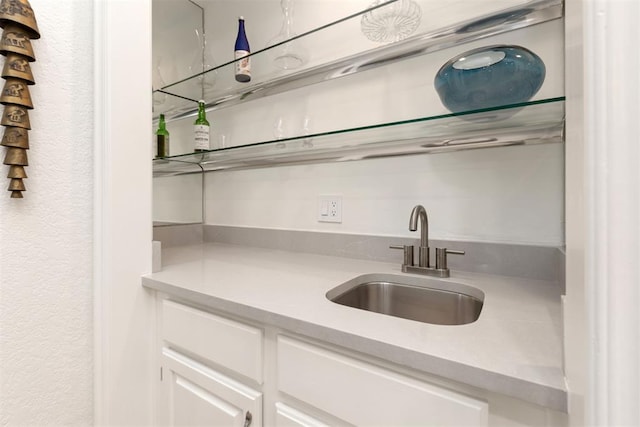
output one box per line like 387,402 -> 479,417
155,114 -> 169,158
194,100 -> 210,152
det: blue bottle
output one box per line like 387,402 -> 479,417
234,16 -> 251,83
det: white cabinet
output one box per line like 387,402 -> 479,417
276,335 -> 488,427
159,348 -> 262,427
153,297 -> 562,427
161,299 -> 263,383
157,299 -> 264,426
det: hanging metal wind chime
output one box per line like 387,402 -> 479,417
0,0 -> 39,198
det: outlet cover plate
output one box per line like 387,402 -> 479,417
318,195 -> 342,223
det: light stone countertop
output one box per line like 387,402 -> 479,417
142,242 -> 566,412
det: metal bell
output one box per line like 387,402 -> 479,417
1,125 -> 28,148
0,77 -> 32,108
0,23 -> 35,61
2,52 -> 34,83
10,189 -> 22,198
8,176 -> 24,190
0,0 -> 39,39
1,104 -> 30,128
3,146 -> 27,165
7,164 -> 26,178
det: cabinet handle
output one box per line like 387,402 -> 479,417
244,411 -> 252,427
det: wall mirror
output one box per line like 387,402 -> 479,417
153,0 -> 204,226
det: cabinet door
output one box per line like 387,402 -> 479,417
277,336 -> 488,426
159,347 -> 262,427
162,299 -> 264,383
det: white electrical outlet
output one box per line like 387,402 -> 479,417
318,195 -> 342,223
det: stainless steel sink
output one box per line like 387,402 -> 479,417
326,273 -> 484,326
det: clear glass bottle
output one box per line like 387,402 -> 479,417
234,17 -> 251,83
188,28 -> 217,98
155,114 -> 169,158
193,100 -> 210,152
268,0 -> 307,70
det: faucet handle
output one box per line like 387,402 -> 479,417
390,244 -> 414,266
435,248 -> 465,270
446,249 -> 465,255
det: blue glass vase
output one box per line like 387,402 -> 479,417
434,45 -> 546,113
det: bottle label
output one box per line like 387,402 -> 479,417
194,124 -> 210,150
235,50 -> 251,80
157,135 -> 169,157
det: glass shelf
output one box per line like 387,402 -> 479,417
153,97 -> 565,176
153,159 -> 204,177
153,0 -> 563,121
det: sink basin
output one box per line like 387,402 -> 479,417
326,273 -> 484,326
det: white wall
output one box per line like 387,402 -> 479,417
563,0 -> 586,423
153,174 -> 203,224
0,0 -> 94,424
577,0 -> 640,424
94,0 -> 154,424
205,143 -> 564,245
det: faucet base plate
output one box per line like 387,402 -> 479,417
402,264 -> 450,278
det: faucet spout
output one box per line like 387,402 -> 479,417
409,205 -> 430,267
409,204 -> 429,248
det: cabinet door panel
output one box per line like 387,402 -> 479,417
162,299 -> 263,383
161,347 -> 261,427
277,336 -> 488,426
173,375 -> 246,426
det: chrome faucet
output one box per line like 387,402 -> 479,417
409,204 -> 430,268
390,205 -> 465,278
